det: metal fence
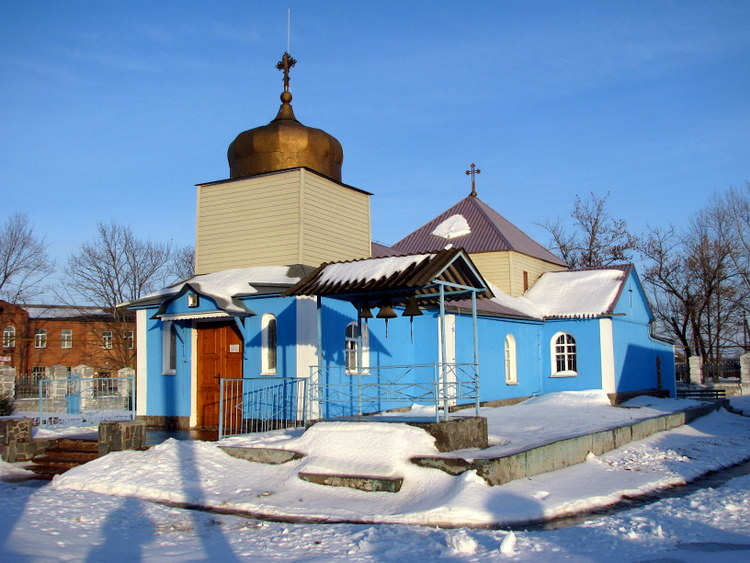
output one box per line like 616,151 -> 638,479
309,362 -> 479,422
219,377 -> 308,439
37,376 -> 134,428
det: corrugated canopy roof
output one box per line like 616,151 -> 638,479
282,248 -> 492,306
391,196 -> 567,266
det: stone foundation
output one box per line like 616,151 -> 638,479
136,415 -> 191,430
98,420 -> 147,456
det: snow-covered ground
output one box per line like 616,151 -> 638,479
1,391 -> 750,560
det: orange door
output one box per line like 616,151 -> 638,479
196,321 -> 243,428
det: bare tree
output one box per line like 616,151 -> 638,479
540,192 -> 638,268
62,222 -> 176,368
169,244 -> 195,282
640,186 -> 749,363
0,213 -> 53,302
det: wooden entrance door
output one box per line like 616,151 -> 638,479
197,321 -> 243,428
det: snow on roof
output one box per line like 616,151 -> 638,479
24,305 -> 110,319
524,268 -> 627,318
485,282 -> 542,318
317,254 -> 434,287
133,266 -> 304,312
431,214 -> 471,239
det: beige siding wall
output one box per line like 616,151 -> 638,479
300,169 -> 371,265
195,170 -> 302,273
508,252 -> 566,296
195,168 -> 372,274
469,252 -> 512,294
470,251 -> 566,297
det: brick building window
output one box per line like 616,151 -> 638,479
16,366 -> 46,398
61,329 -> 73,348
102,331 -> 113,349
34,329 -> 47,349
124,330 -> 134,349
2,326 -> 15,348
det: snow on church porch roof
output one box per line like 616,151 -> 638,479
281,248 -> 493,306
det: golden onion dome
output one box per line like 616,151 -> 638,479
227,53 -> 344,182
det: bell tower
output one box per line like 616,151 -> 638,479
194,53 -> 372,274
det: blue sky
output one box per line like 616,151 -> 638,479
1,1 -> 748,290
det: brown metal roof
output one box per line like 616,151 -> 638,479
391,196 -> 567,266
281,248 -> 493,307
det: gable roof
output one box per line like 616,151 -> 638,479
282,248 -> 492,306
391,195 -> 567,266
524,264 -> 632,318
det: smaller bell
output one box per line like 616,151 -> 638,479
402,297 -> 423,317
359,304 -> 373,319
376,302 -> 398,319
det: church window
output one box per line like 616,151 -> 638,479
345,322 -> 369,374
162,321 -> 177,375
504,334 -> 517,384
551,332 -> 577,376
261,314 -> 277,375
2,326 -> 15,348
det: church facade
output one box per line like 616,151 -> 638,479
125,54 -> 674,430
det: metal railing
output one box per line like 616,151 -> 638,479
37,376 -> 134,428
309,362 -> 479,422
219,377 -> 308,439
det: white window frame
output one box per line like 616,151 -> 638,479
504,333 -> 517,384
162,321 -> 177,375
60,329 -> 73,349
34,329 -> 47,349
102,330 -> 113,349
2,326 -> 15,348
551,331 -> 577,377
261,314 -> 277,375
124,330 -> 134,350
345,322 -> 370,375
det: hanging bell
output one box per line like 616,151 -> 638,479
376,302 -> 398,319
359,304 -> 373,319
402,297 -> 423,317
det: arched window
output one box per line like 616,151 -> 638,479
504,334 -> 517,384
162,321 -> 177,375
2,326 -> 15,348
345,322 -> 369,374
261,314 -> 277,375
551,332 -> 577,376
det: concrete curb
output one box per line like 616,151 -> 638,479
412,400 -> 728,486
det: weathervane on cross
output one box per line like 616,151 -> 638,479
465,163 -> 481,197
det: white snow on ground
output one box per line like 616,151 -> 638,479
2,403 -> 750,560
42,392 -> 750,529
730,394 -> 750,415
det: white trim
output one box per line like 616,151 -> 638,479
135,309 -> 148,416
190,322 -> 198,428
600,318 -> 616,393
158,311 -> 229,321
162,321 -> 176,375
504,333 -> 517,384
261,313 -> 278,375
296,297 -> 317,378
550,331 -> 577,377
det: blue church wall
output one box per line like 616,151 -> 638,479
540,319 -> 603,393
237,294 -> 297,379
611,271 -> 676,396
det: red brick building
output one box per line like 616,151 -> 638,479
0,301 -> 136,397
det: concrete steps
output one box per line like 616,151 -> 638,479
29,438 -> 100,479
